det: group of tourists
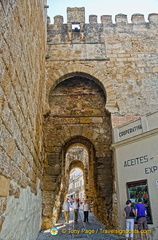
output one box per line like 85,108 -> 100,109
124,198 -> 149,240
63,198 -> 90,224
63,197 -> 149,240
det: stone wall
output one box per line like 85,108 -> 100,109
43,76 -> 113,228
1,3 -> 158,236
45,7 -> 158,229
47,11 -> 158,127
0,0 -> 47,239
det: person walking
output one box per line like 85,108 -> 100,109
135,198 -> 149,240
72,199 -> 80,222
83,200 -> 89,222
63,198 -> 70,224
124,200 -> 135,240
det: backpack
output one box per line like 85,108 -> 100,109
129,207 -> 135,217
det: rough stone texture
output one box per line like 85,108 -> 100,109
43,76 -> 113,228
67,7 -> 85,23
44,7 -> 158,230
0,176 -> 10,197
1,3 -> 158,238
0,0 -> 47,239
46,10 -> 158,121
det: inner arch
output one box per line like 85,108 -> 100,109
43,73 -> 113,229
49,73 -> 107,106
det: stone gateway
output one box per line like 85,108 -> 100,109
0,2 -> 158,240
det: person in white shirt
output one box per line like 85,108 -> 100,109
83,200 -> 89,222
63,198 -> 70,224
72,199 -> 80,222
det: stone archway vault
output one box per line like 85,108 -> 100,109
42,136 -> 97,229
45,63 -> 117,114
63,138 -> 97,202
42,71 -> 115,229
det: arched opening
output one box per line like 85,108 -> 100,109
48,72 -> 107,105
66,146 -> 87,202
63,143 -> 95,203
67,167 -> 85,201
42,73 -> 114,229
45,64 -> 117,114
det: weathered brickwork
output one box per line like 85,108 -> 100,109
46,10 -> 158,121
43,76 -> 113,228
0,0 -> 47,239
1,3 -> 158,239
44,7 -> 158,230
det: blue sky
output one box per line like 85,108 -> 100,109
47,0 -> 158,23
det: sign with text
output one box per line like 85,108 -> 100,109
124,154 -> 158,175
118,121 -> 143,141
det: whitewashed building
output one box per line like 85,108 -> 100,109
112,111 -> 158,239
67,168 -> 85,200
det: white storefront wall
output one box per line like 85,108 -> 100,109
112,111 -> 158,240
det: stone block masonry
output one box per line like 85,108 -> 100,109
44,7 -> 158,230
47,10 -> 158,126
1,3 -> 158,239
0,0 -> 47,239
43,76 -> 113,228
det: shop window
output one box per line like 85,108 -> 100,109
127,179 -> 152,224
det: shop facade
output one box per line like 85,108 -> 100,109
112,111 -> 158,239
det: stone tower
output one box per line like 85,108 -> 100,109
0,2 -> 158,239
44,7 -> 158,229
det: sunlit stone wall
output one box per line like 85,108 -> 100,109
0,0 -> 47,239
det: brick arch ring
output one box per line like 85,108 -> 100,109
46,63 -> 116,112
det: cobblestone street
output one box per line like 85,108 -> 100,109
36,209 -> 127,240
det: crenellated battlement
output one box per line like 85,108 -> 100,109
47,7 -> 158,62
54,15 -> 64,25
47,8 -> 158,45
48,7 -> 158,25
50,12 -> 158,25
67,7 -> 85,23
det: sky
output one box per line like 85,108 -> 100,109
47,0 -> 158,23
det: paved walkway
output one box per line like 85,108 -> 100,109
36,209 -> 127,240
